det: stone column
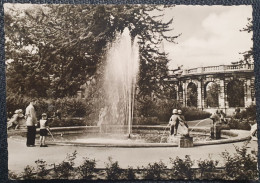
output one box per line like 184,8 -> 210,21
224,80 -> 229,110
178,84 -> 183,104
241,79 -> 247,107
244,79 -> 252,107
182,82 -> 187,106
201,81 -> 205,110
175,84 -> 179,100
197,80 -> 202,109
251,77 -> 256,104
219,79 -> 225,110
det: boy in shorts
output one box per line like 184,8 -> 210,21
39,113 -> 49,147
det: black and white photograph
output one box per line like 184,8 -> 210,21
4,3 -> 258,180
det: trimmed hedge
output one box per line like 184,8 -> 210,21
181,107 -> 211,121
238,104 -> 256,121
49,118 -> 86,127
134,98 -> 211,124
228,118 -> 252,131
7,93 -> 90,120
133,117 -> 159,125
7,93 -> 211,126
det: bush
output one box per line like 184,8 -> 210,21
239,104 -> 256,121
122,166 -> 136,180
197,156 -> 219,179
54,98 -> 88,118
221,141 -> 258,180
6,93 -> 91,120
20,165 -> 35,180
181,107 -> 211,121
78,157 -> 96,179
170,155 -> 194,179
134,97 -> 210,124
142,161 -> 167,180
228,118 -> 251,130
49,118 -> 86,127
133,116 -> 159,125
35,159 -> 48,179
134,98 -> 181,122
53,151 -> 77,179
6,94 -> 31,116
105,157 -> 123,180
153,99 -> 182,122
8,170 -> 19,180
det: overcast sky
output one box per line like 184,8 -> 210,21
162,5 -> 253,69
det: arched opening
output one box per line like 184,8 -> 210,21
204,82 -> 219,108
227,80 -> 245,107
187,82 -> 197,107
169,84 -> 177,99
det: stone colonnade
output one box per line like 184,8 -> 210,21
171,67 -> 255,115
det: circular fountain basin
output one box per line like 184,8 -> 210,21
8,125 -> 251,148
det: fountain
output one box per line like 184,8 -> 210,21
9,29 -> 252,148
98,28 -> 139,136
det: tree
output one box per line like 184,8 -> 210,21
227,80 -> 244,107
187,83 -> 197,107
205,82 -> 219,108
239,18 -> 253,64
5,4 -> 179,99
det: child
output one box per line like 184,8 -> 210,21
177,110 -> 189,137
39,113 -> 49,147
169,109 -> 182,136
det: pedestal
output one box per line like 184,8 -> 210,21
210,124 -> 222,139
178,136 -> 193,148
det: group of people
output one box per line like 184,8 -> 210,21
7,100 -> 50,147
168,109 -> 189,136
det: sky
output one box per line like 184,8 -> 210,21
161,5 -> 253,69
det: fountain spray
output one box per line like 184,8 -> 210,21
102,28 -> 139,135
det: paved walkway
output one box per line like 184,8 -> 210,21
8,135 -> 258,173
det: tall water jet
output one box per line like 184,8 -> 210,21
99,28 -> 139,136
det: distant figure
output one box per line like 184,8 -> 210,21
25,100 -> 37,147
54,110 -> 61,120
7,109 -> 24,130
234,107 -> 242,119
169,109 -> 182,136
39,113 -> 49,147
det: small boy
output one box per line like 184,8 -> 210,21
39,113 -> 49,147
169,109 -> 182,136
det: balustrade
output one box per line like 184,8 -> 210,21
181,63 -> 253,76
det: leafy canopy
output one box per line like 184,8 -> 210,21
5,4 -> 179,99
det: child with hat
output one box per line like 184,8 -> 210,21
39,113 -> 49,147
169,109 -> 183,136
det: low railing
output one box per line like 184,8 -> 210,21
182,63 -> 254,76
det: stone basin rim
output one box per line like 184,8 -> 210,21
8,126 -> 251,148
